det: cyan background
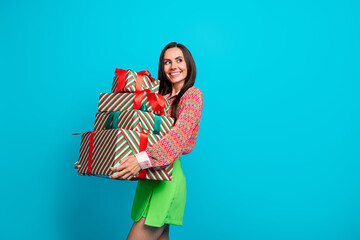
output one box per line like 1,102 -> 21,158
1,0 -> 359,239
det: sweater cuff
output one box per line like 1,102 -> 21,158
135,151 -> 152,169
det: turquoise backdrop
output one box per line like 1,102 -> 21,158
1,0 -> 359,239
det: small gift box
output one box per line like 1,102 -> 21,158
98,91 -> 170,116
94,110 -> 174,137
77,129 -> 173,181
112,68 -> 160,93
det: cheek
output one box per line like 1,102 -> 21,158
182,64 -> 188,74
181,63 -> 187,72
164,65 -> 170,74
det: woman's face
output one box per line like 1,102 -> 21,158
163,47 -> 188,87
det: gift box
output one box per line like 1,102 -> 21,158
77,129 -> 173,181
98,91 -> 170,116
112,68 -> 160,93
94,110 -> 174,137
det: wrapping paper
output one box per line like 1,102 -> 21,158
77,129 -> 173,181
98,91 -> 170,116
112,68 -> 160,93
94,110 -> 174,137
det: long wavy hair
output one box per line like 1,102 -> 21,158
158,42 -> 196,121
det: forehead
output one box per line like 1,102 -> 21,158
164,47 -> 184,59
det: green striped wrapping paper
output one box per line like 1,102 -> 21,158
77,129 -> 173,181
112,69 -> 160,93
94,110 -> 175,137
98,92 -> 170,116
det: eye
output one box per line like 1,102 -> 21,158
177,59 -> 183,63
164,60 -> 171,65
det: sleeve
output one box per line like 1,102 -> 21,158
181,122 -> 200,154
134,151 -> 152,169
135,87 -> 203,169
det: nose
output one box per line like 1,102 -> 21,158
170,61 -> 178,70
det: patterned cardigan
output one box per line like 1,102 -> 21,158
135,87 -> 203,169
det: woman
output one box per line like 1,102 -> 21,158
75,42 -> 203,240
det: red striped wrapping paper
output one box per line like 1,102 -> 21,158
94,110 -> 175,137
98,92 -> 170,116
112,69 -> 160,93
77,129 -> 173,181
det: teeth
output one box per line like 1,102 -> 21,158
170,72 -> 181,76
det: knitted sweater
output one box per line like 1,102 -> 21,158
135,87 -> 203,169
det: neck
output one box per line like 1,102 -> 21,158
171,81 -> 184,96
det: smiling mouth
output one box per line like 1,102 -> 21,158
169,72 -> 181,76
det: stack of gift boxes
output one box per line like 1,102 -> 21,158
77,68 -> 175,181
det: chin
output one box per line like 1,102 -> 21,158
167,76 -> 186,84
169,79 -> 185,85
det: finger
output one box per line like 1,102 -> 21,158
119,156 -> 131,165
110,165 -> 123,172
120,172 -> 133,180
110,161 -> 123,172
110,156 -> 130,171
109,163 -> 119,172
111,162 -> 129,172
111,172 -> 125,179
116,162 -> 128,171
110,169 -> 127,179
123,167 -> 138,180
126,174 -> 134,180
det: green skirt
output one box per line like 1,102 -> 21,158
130,158 -> 186,227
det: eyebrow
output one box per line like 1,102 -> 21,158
164,56 -> 183,61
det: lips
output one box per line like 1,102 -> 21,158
169,72 -> 181,76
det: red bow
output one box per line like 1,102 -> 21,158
133,89 -> 166,115
115,68 -> 157,93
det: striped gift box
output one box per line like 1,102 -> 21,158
98,92 -> 170,116
94,110 -> 174,137
112,69 -> 160,93
77,129 -> 173,181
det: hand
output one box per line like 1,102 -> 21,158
74,161 -> 81,169
109,155 -> 141,180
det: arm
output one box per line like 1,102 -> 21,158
136,87 -> 203,169
181,123 -> 200,154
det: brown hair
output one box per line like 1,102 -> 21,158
158,42 -> 197,121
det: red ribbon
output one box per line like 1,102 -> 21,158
87,131 -> 95,175
115,69 -> 157,93
136,70 -> 156,92
114,68 -> 128,93
133,89 -> 166,115
136,132 -> 149,180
